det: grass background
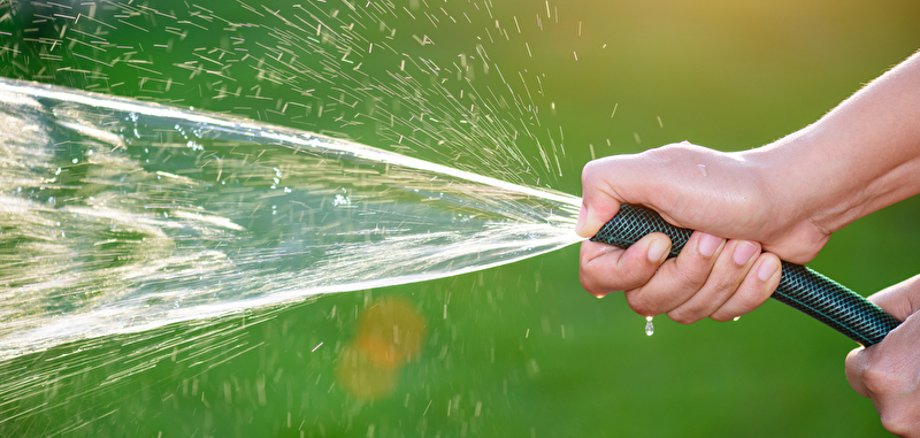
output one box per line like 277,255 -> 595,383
1,0 -> 919,436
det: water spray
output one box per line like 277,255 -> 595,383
0,78 -> 898,363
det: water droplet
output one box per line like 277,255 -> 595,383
644,315 -> 654,337
732,316 -> 741,322
333,194 -> 351,206
697,163 -> 708,177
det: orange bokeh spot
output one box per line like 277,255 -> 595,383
335,297 -> 428,400
335,343 -> 397,401
355,297 -> 426,369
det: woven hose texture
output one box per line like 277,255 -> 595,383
591,204 -> 900,345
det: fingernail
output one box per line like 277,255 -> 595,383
647,238 -> 669,263
697,233 -> 722,257
575,203 -> 588,235
732,241 -> 758,266
757,257 -> 779,282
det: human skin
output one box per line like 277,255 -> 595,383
576,50 -> 920,434
576,50 -> 920,318
846,275 -> 920,436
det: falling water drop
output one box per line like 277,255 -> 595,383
644,315 -> 654,337
732,316 -> 741,322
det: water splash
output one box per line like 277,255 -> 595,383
0,0 -> 574,191
0,79 -> 583,360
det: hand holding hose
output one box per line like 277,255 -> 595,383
578,51 -> 920,323
846,276 -> 920,437
576,142 -> 828,322
577,50 -> 920,436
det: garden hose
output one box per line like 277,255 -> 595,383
592,204 -> 901,346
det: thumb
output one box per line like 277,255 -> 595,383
575,196 -> 620,238
867,274 -> 920,322
576,155 -> 647,237
575,159 -> 624,237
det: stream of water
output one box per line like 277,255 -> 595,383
0,79 -> 583,361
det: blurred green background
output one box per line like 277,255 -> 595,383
1,0 -> 919,436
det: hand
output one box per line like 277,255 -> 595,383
577,141 -> 830,322
578,51 -> 920,323
845,275 -> 920,437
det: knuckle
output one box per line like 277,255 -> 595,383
771,229 -> 828,265
710,264 -> 745,291
879,411 -> 911,435
640,148 -> 671,169
615,261 -> 651,291
578,267 -> 599,295
674,261 -> 708,289
728,287 -> 767,314
667,309 -> 698,325
581,160 -> 600,185
862,362 -> 902,394
844,349 -> 861,370
579,263 -> 616,296
625,291 -> 653,316
646,142 -> 693,162
580,282 -> 603,297
645,143 -> 677,158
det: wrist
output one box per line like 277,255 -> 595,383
742,130 -> 835,234
751,122 -> 920,234
750,126 -> 860,235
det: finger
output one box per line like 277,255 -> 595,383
845,347 -> 870,397
711,252 -> 782,321
579,233 -> 672,297
867,274 -> 920,322
667,239 -> 760,324
623,231 -> 725,316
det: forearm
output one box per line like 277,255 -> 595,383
753,50 -> 920,233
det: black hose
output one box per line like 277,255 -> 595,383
591,204 -> 900,346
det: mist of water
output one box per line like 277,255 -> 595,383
0,78 -> 583,360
